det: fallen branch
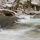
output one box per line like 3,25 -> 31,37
25,10 -> 40,15
0,9 -> 17,16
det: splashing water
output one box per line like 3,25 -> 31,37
16,15 -> 30,24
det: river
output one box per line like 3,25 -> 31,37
0,15 -> 40,40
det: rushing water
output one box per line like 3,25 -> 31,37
0,15 -> 40,40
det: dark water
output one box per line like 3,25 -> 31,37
0,16 -> 17,28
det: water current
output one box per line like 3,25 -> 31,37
0,15 -> 40,40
